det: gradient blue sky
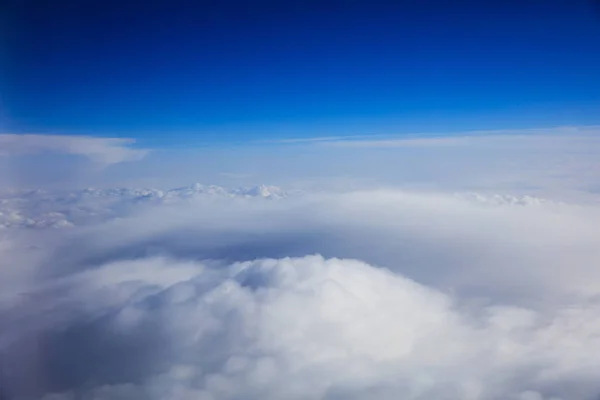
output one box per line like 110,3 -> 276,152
3,0 -> 600,146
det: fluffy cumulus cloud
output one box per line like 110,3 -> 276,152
2,182 -> 600,400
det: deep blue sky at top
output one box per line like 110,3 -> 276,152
3,0 -> 600,144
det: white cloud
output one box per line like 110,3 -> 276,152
0,134 -> 149,165
84,126 -> 599,202
2,126 -> 600,399
2,187 -> 600,399
2,127 -> 599,199
219,172 -> 254,180
4,253 -> 600,400
0,183 -> 294,229
276,126 -> 600,147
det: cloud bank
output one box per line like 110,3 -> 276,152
2,185 -> 600,400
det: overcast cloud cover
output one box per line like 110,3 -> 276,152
2,130 -> 600,400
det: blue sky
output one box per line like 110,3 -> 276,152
5,3 -> 600,397
3,0 -> 600,145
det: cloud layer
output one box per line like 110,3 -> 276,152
2,128 -> 599,201
0,184 -> 290,229
2,186 -> 600,399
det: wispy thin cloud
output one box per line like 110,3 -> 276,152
219,172 -> 254,179
260,134 -> 387,144
271,126 -> 600,148
0,134 -> 150,165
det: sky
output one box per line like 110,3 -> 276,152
4,2 -> 600,399
3,0 -> 600,145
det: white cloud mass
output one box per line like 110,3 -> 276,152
2,180 -> 600,400
0,134 -> 149,165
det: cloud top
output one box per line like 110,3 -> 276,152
3,253 -> 600,400
2,186 -> 600,399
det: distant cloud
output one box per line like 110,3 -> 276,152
273,126 -> 600,148
219,172 -> 254,180
322,134 -> 600,149
263,135 -> 379,144
325,136 -> 468,147
0,183 -> 293,229
0,134 -> 149,165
